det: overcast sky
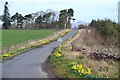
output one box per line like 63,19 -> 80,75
0,0 -> 119,23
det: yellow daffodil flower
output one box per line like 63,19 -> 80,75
81,69 -> 85,74
54,52 -> 61,57
72,65 -> 77,70
78,64 -> 82,70
3,53 -> 11,57
87,68 -> 91,74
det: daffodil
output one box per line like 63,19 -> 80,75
56,53 -> 61,57
72,65 -> 77,70
54,52 -> 62,57
42,41 -> 45,44
78,64 -> 83,70
3,53 -> 11,57
87,68 -> 91,74
38,42 -> 42,45
81,69 -> 85,74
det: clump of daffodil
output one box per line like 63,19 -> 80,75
54,52 -> 61,57
72,64 -> 77,70
38,42 -> 42,45
3,53 -> 11,57
78,64 -> 83,70
81,68 -> 85,74
54,47 -> 62,58
68,62 -> 91,77
41,41 -> 46,44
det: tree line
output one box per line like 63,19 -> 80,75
1,2 -> 75,29
89,19 -> 120,48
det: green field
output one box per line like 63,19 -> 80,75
2,29 -> 57,49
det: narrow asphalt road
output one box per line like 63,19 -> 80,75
2,30 -> 77,78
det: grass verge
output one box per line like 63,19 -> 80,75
49,29 -> 113,79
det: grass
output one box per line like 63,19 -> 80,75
2,29 -> 57,49
50,29 -> 119,78
50,55 -> 71,78
1,29 -> 70,60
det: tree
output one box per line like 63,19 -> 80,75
59,9 -> 68,29
89,19 -> 118,47
2,2 -> 11,29
67,8 -> 74,28
49,12 -> 56,23
89,20 -> 96,27
24,14 -> 32,22
59,8 -> 74,29
24,14 -> 32,29
42,12 -> 52,29
11,12 -> 24,29
43,12 -> 51,23
35,15 -> 43,28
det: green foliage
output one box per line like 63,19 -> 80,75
59,8 -> 74,29
2,2 -> 11,29
89,19 -> 118,45
24,14 -> 32,20
35,15 -> 43,28
68,8 -> 74,17
11,12 -> 24,29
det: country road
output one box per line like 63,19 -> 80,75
2,30 -> 77,78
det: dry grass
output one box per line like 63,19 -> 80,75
62,28 -> 119,78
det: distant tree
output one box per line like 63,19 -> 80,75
2,2 -> 11,29
59,8 -> 74,29
59,9 -> 68,29
35,15 -> 43,28
42,12 -> 52,29
11,12 -> 24,29
31,14 -> 36,28
24,14 -> 32,29
49,12 -> 56,23
24,14 -> 32,22
89,20 -> 96,27
43,12 -> 51,23
67,8 -> 74,28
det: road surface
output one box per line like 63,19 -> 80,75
2,30 -> 77,78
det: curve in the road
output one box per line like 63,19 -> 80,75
2,30 -> 77,78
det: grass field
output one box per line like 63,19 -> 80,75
2,29 -> 57,49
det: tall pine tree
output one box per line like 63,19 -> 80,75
2,2 -> 11,29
